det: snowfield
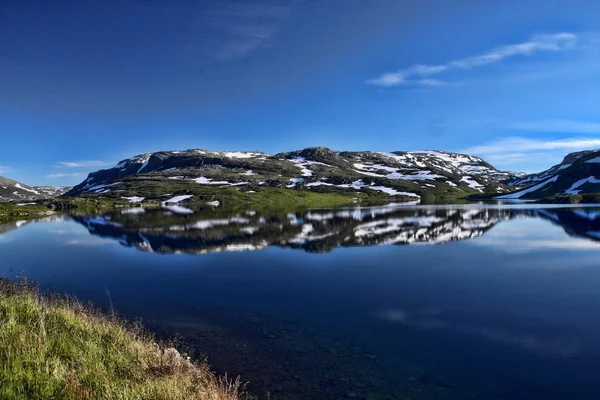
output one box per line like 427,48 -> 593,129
496,176 -> 558,199
162,195 -> 193,204
564,176 -> 600,195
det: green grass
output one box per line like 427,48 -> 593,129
0,278 -> 246,400
536,193 -> 600,204
62,183 -> 419,214
0,203 -> 54,223
64,174 -> 469,211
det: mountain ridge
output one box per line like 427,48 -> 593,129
0,176 -> 71,202
3,147 -> 599,204
66,147 -> 521,204
499,149 -> 600,199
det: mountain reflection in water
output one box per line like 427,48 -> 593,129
50,204 -> 600,255
3,204 -> 600,399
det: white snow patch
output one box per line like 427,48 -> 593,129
163,195 -> 192,204
307,181 -> 334,187
368,186 -> 420,197
564,176 -> 600,195
585,157 -> 600,164
557,163 -> 572,170
136,154 -> 151,173
287,157 -> 332,177
122,196 -> 145,203
15,183 -> 40,195
496,176 -> 558,199
460,176 -> 484,192
193,177 -> 230,185
224,152 -> 261,159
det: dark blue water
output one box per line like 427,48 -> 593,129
2,204 -> 600,399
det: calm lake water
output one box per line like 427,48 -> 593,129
2,203 -> 600,399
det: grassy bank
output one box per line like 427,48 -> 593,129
535,193 -> 600,204
0,203 -> 55,223
0,278 -> 245,400
63,184 -> 421,211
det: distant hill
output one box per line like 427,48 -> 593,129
66,147 -> 520,203
498,150 -> 600,199
0,176 -> 70,202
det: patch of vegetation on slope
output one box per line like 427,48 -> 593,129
0,203 -> 55,223
501,150 -> 600,199
535,193 -> 600,204
64,177 -> 427,210
0,277 -> 245,400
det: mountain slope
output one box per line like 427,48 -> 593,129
32,186 -> 72,198
0,176 -> 43,202
0,176 -> 71,202
67,147 -> 519,203
498,150 -> 600,199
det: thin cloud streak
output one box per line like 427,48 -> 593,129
461,137 -> 600,172
462,137 -> 600,155
56,161 -> 113,168
368,33 -> 577,87
205,1 -> 298,61
47,173 -> 82,178
0,166 -> 13,174
508,119 -> 600,134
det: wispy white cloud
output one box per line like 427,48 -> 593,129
463,136 -> 600,155
204,2 -> 297,61
56,161 -> 113,168
47,173 -> 82,178
507,119 -> 600,134
0,166 -> 13,174
368,33 -> 577,87
415,79 -> 462,87
461,136 -> 600,172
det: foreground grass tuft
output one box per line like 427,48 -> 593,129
0,278 -> 245,400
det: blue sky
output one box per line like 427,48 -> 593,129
2,0 -> 600,186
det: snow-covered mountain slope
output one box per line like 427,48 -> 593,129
498,150 -> 600,199
32,186 -> 72,198
0,176 -> 71,202
0,176 -> 43,202
67,147 -> 519,201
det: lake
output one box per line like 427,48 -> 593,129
2,203 -> 600,399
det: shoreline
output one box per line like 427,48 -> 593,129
0,277 -> 247,400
